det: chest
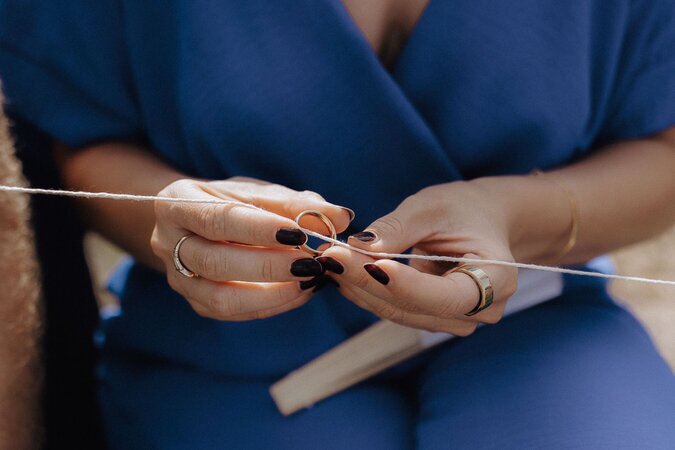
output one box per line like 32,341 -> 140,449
126,1 -> 616,180
340,0 -> 430,67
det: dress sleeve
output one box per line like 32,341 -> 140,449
0,0 -> 142,148
597,0 -> 675,142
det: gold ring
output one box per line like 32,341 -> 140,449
173,234 -> 199,278
294,210 -> 337,257
450,265 -> 494,316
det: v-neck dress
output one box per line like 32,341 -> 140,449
2,1 -> 675,448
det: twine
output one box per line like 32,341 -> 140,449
1,184 -> 674,287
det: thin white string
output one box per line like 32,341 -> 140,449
2,184 -> 674,287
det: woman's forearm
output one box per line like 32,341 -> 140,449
480,129 -> 675,265
56,142 -> 185,271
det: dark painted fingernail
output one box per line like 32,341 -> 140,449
349,231 -> 377,242
291,258 -> 324,277
313,275 -> 340,293
363,264 -> 390,285
341,207 -> 356,222
325,276 -> 340,288
300,275 -> 324,291
312,277 -> 328,293
276,228 -> 307,246
316,256 -> 344,275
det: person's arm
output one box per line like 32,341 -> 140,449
322,128 -> 675,335
503,128 -> 675,265
55,142 -> 186,271
0,109 -> 41,449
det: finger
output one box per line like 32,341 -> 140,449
177,235 -> 324,282
321,244 -> 439,316
205,180 -> 354,233
158,180 -> 307,247
346,194 -> 433,253
325,243 -> 495,318
364,259 -> 495,317
168,272 -> 312,321
368,259 -> 513,324
408,247 -> 459,276
321,245 -> 455,316
338,281 -> 478,336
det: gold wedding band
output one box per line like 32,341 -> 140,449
173,234 -> 199,278
294,210 -> 337,257
450,265 -> 494,316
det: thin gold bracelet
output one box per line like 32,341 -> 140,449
531,170 -> 580,263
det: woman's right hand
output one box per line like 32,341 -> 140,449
150,177 -> 353,321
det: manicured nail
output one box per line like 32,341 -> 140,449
316,256 -> 344,275
300,275 -> 324,291
325,276 -> 340,288
276,228 -> 307,246
349,231 -> 377,243
313,275 -> 340,293
291,258 -> 324,277
341,207 -> 356,222
363,264 -> 390,285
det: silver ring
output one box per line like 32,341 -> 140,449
173,234 -> 198,278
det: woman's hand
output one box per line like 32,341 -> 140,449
151,177 -> 353,321
320,180 -> 521,336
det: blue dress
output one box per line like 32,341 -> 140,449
2,1 -> 675,448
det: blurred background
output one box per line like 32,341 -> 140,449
85,227 -> 675,370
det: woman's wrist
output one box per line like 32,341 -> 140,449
470,175 -> 574,264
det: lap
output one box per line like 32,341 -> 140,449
99,358 -> 414,450
416,286 -> 675,449
100,284 -> 675,449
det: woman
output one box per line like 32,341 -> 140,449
1,0 -> 674,448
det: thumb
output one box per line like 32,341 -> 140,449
347,198 -> 433,254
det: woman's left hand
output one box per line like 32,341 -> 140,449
320,180 -> 519,336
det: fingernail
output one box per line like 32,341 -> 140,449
316,256 -> 344,275
363,264 -> 390,285
291,258 -> 324,277
325,276 -> 340,288
276,228 -> 307,246
313,275 -> 340,293
341,207 -> 356,222
312,277 -> 328,293
349,231 -> 377,243
300,275 -> 324,291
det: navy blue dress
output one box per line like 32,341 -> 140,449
2,1 -> 675,448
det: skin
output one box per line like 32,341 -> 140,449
0,92 -> 41,449
56,1 -> 675,333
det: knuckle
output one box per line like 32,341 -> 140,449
149,229 -> 164,256
374,214 -> 405,236
207,292 -> 243,317
353,270 -> 372,290
300,190 -> 325,202
437,293 -> 462,318
195,247 -> 227,278
396,299 -> 423,314
503,274 -> 518,298
190,302 -> 214,319
243,309 -> 264,321
196,205 -> 224,237
480,312 -> 502,325
260,257 -> 275,281
273,284 -> 293,305
453,323 -> 478,337
376,303 -> 404,322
